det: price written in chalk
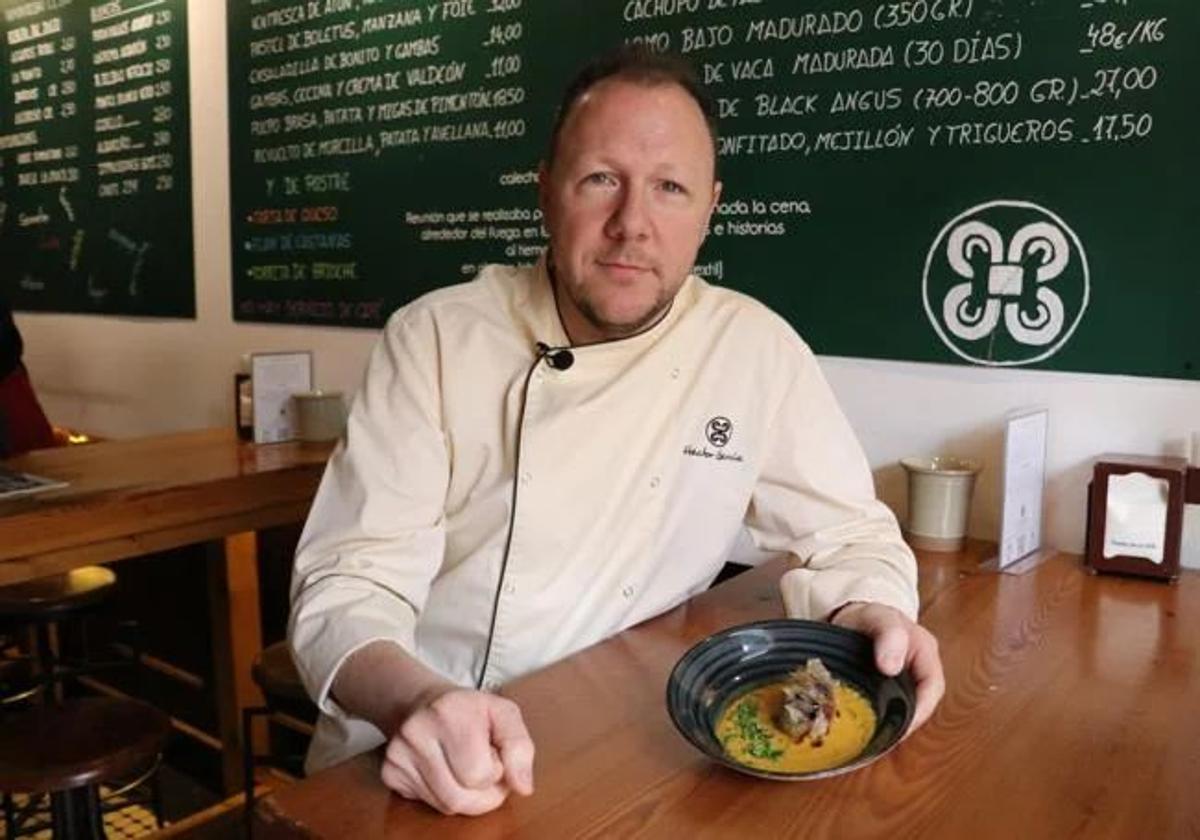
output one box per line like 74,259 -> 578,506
483,22 -> 522,48
1081,18 -> 1167,53
1089,111 -> 1153,143
1084,65 -> 1158,100
485,54 -> 521,80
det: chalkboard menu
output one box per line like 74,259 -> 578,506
228,0 -> 1198,380
0,0 -> 193,317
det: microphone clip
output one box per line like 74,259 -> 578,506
535,342 -> 575,371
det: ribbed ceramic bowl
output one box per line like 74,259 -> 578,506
666,619 -> 916,780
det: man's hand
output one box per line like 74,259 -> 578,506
829,602 -> 944,733
330,642 -> 535,816
380,687 -> 535,816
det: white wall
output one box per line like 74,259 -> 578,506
13,3 -> 1200,558
823,357 -> 1199,558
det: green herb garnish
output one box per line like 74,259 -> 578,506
731,698 -> 784,761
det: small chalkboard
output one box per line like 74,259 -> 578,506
0,0 -> 194,317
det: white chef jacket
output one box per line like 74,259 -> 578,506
290,257 -> 918,772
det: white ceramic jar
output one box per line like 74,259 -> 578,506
901,456 -> 981,552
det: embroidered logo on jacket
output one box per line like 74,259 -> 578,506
684,416 -> 744,463
705,416 -> 732,448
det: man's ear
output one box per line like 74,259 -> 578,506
702,180 -> 723,236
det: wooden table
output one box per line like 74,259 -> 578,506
254,546 -> 1200,839
0,429 -> 332,792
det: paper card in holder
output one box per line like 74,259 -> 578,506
1086,455 -> 1193,581
996,409 -> 1048,570
251,351 -> 313,444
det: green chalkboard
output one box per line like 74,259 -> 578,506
0,0 -> 193,317
228,0 -> 1199,380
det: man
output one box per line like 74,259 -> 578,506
290,46 -> 943,816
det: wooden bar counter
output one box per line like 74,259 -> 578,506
0,428 -> 330,583
0,428 -> 333,792
254,547 -> 1200,839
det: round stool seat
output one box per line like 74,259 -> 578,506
252,641 -> 309,705
0,697 -> 170,793
0,567 -> 117,621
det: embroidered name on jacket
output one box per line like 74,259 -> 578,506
683,416 -> 744,463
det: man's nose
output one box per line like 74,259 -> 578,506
605,186 -> 650,241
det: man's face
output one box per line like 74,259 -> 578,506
538,79 -> 721,344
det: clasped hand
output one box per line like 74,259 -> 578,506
380,687 -> 536,816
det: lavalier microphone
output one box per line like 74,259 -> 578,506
535,342 -> 575,371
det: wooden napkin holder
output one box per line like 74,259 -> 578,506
1085,455 -> 1200,581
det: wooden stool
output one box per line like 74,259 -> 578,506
243,641 -> 316,837
251,641 -> 310,709
0,567 -> 117,698
0,697 -> 170,839
0,567 -> 116,620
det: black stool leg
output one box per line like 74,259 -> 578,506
243,705 -> 262,840
34,623 -> 58,702
3,792 -> 15,837
150,767 -> 166,829
51,785 -> 105,840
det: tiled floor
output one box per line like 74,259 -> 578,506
1,765 -> 219,839
3,789 -> 157,839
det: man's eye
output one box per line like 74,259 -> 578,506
584,172 -> 616,187
660,180 -> 687,195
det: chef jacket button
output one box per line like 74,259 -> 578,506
649,476 -> 660,489
504,581 -> 517,596
622,585 -> 635,598
520,471 -> 532,485
670,368 -> 680,379
483,679 -> 499,691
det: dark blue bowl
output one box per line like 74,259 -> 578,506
666,618 -> 915,780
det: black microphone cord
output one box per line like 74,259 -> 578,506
475,342 -> 563,689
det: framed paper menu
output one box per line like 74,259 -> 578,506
997,409 -> 1049,570
250,351 -> 312,444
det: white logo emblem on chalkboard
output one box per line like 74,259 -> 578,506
923,201 -> 1089,367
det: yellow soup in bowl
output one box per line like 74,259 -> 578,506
716,680 -> 877,774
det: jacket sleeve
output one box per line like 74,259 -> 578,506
745,334 -> 919,622
289,305 -> 450,714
